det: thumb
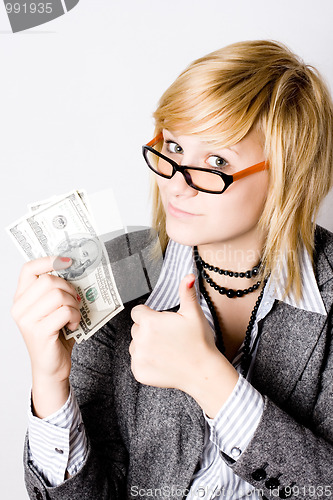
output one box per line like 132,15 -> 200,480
178,274 -> 200,315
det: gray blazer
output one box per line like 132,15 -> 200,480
24,225 -> 333,499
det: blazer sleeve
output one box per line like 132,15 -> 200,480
227,307 -> 333,498
23,311 -> 129,500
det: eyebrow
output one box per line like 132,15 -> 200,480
163,130 -> 177,140
228,145 -> 239,156
163,129 -> 239,156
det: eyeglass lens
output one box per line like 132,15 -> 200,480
145,147 -> 225,193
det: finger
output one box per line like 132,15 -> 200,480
131,322 -> 140,339
24,288 -> 81,325
15,256 -> 72,300
178,274 -> 199,315
12,273 -> 79,320
18,296 -> 81,338
130,304 -> 153,324
36,305 -> 81,337
129,339 -> 135,357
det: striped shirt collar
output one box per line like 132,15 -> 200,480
146,239 -> 327,316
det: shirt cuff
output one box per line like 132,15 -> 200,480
204,374 -> 264,462
28,385 -> 88,486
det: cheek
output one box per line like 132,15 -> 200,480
236,173 -> 268,214
248,171 -> 270,214
156,171 -> 269,246
207,173 -> 269,229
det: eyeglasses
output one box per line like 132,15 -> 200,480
142,133 -> 269,194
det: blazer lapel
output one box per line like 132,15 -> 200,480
252,240 -> 333,405
252,303 -> 329,403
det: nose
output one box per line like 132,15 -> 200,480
168,169 -> 197,196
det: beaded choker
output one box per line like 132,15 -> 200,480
197,254 -> 260,279
196,251 -> 262,298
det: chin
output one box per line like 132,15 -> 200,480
165,218 -> 255,249
165,220 -> 204,247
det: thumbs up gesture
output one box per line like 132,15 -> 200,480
130,274 -> 238,417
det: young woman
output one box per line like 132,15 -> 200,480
12,40 -> 333,499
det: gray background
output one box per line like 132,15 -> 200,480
0,0 -> 332,497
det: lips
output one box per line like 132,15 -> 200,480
167,202 -> 197,218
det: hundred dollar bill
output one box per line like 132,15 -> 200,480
7,190 -> 124,343
28,189 -> 89,213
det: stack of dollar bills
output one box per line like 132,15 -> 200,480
7,190 -> 124,343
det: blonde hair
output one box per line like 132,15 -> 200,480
151,40 -> 333,301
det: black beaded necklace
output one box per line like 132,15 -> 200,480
198,254 -> 261,279
201,268 -> 262,298
197,253 -> 262,298
194,246 -> 267,377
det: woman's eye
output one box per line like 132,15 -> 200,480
206,156 -> 228,169
166,141 -> 183,154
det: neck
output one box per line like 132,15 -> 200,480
196,227 -> 265,272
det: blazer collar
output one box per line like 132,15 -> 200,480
314,226 -> 333,288
146,233 -> 328,316
265,242 -> 327,316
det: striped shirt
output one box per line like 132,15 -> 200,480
28,239 -> 327,495
28,385 -> 87,486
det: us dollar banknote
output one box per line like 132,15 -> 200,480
7,190 -> 124,343
27,189 -> 89,213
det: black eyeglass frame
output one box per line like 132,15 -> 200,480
142,134 -> 269,195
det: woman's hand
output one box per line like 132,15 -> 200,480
11,256 -> 82,417
130,274 -> 239,418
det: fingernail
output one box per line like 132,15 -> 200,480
77,294 -> 81,302
53,256 -> 72,271
187,278 -> 196,289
